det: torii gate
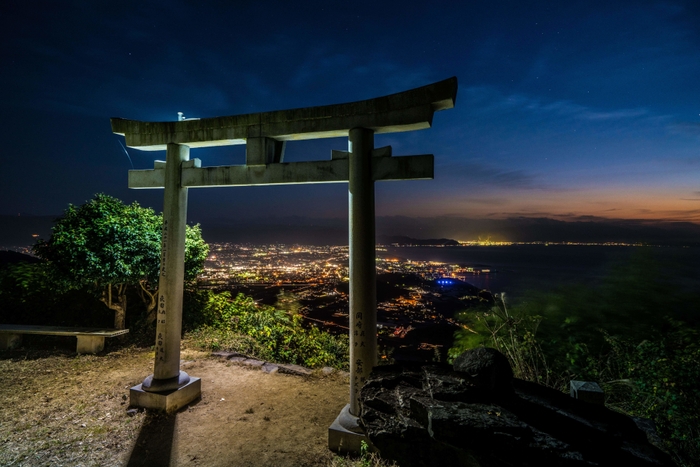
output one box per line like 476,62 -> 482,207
112,77 -> 457,451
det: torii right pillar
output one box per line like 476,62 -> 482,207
329,127 -> 379,451
348,128 -> 378,412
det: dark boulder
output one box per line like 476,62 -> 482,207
453,347 -> 513,395
360,348 -> 674,467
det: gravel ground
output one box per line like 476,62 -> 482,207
0,344 -> 351,467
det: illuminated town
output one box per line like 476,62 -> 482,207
2,239 -> 654,361
199,243 -> 498,361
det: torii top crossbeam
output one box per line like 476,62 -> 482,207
111,77 -> 457,151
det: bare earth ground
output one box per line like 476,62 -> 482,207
0,343 -> 351,467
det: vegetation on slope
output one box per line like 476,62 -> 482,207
450,251 -> 700,466
183,290 -> 349,370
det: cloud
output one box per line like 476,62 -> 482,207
680,192 -> 700,201
463,86 -> 657,124
436,159 -> 560,191
578,108 -> 651,121
667,122 -> 700,137
459,198 -> 510,206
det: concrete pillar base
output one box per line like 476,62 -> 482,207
328,404 -> 371,454
0,333 -> 21,350
76,335 -> 105,354
130,376 -> 201,413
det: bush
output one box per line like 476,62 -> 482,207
451,294 -> 700,465
449,293 -> 559,388
601,323 -> 700,466
184,290 -> 349,370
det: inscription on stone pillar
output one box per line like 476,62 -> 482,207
160,219 -> 168,277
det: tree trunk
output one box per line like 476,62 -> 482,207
101,284 -> 127,330
139,280 -> 158,325
113,296 -> 126,330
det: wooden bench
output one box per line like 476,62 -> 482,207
0,325 -> 129,354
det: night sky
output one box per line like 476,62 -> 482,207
2,1 -> 700,242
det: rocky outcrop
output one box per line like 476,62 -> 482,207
359,348 -> 673,467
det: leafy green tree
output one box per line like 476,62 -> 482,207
33,194 -> 209,329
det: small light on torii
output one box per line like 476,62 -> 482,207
177,112 -> 199,121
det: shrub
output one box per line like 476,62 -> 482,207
450,293 -> 558,388
451,291 -> 700,466
601,322 -> 700,466
184,290 -> 349,369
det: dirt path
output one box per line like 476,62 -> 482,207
0,347 -> 350,467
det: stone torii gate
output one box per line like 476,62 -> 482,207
111,77 -> 457,450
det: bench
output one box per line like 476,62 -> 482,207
0,324 -> 129,354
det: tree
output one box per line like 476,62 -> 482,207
34,194 -> 209,329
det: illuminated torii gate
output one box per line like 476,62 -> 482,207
112,77 -> 457,450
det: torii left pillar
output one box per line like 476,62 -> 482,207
328,128 -> 378,452
129,142 -> 202,412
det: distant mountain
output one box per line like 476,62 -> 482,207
377,235 -> 459,246
376,216 -> 700,247
0,215 -> 55,248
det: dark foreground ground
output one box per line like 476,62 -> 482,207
0,342 -> 351,467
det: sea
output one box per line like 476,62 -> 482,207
381,244 -> 700,303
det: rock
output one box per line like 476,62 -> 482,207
276,363 -> 312,376
453,347 -> 513,395
261,363 -> 279,374
360,349 -> 674,467
632,417 -> 666,451
211,351 -> 248,360
321,366 -> 335,375
242,358 -> 264,367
